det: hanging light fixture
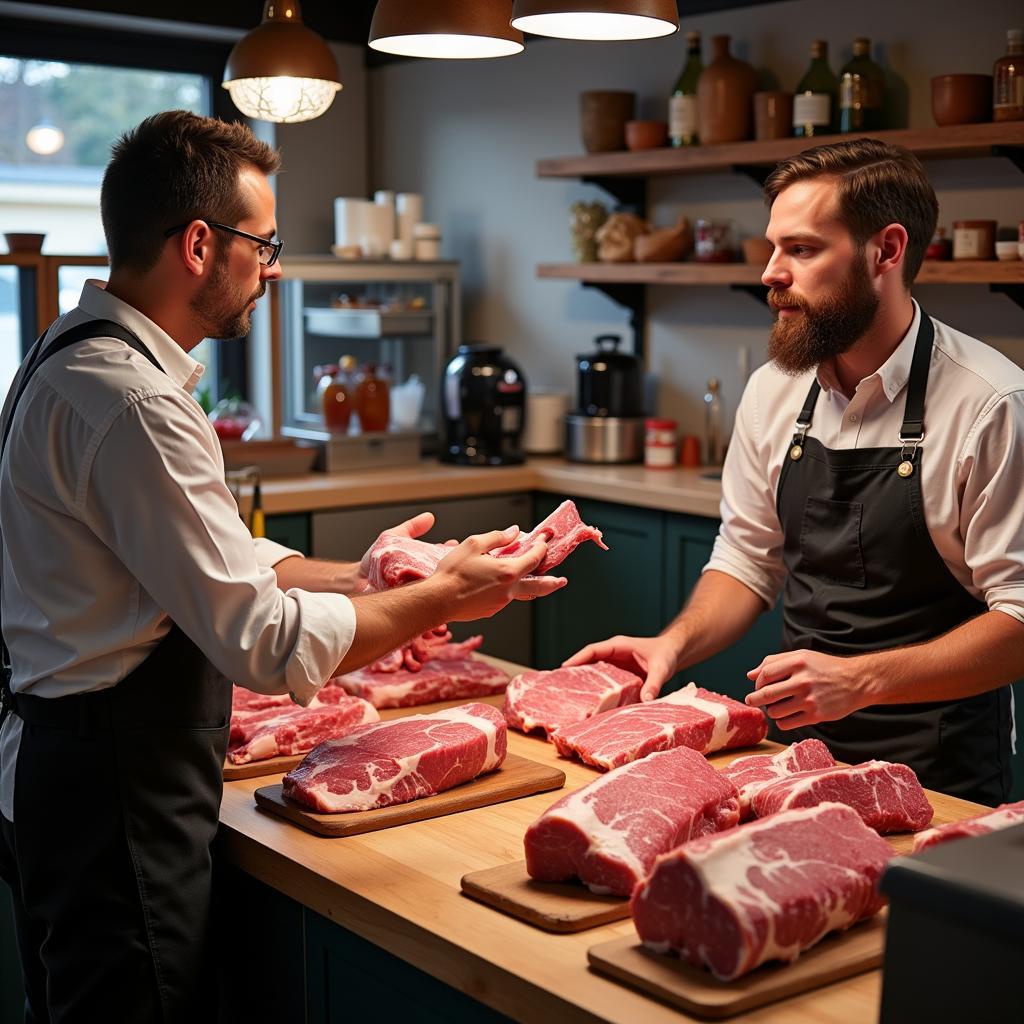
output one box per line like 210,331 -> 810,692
223,0 -> 342,123
25,119 -> 65,156
369,0 -> 524,60
511,0 -> 678,41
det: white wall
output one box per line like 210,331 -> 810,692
365,0 -> 1024,438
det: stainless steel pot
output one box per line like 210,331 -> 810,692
564,413 -> 645,464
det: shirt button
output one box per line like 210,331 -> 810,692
848,414 -> 858,423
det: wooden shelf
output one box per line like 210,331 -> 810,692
537,122 -> 1024,181
538,260 -> 1024,287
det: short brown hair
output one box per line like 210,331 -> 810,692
101,110 -> 281,272
763,138 -> 938,287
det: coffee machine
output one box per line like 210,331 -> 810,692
440,343 -> 526,465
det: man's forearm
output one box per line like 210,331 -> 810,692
273,555 -> 365,595
862,609 -> 1024,705
662,569 -> 769,669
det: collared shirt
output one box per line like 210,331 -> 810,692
0,282 -> 356,819
706,301 -> 1024,630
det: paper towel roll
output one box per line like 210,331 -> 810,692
396,192 -> 423,245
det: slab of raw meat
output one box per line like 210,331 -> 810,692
503,662 -> 642,738
720,739 -> 836,819
365,499 -> 605,591
227,694 -> 379,765
333,651 -> 510,710
368,625 -> 454,673
281,702 -> 506,813
631,802 -> 893,980
751,760 -> 933,834
549,683 -> 767,770
912,799 -> 1024,853
524,746 -> 740,897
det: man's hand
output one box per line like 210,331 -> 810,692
357,511 -> 436,590
563,634 -> 682,702
432,526 -> 566,621
745,649 -> 875,730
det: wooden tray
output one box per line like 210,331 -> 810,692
223,753 -> 304,781
461,860 -> 629,933
587,913 -> 886,1020
254,753 -> 565,837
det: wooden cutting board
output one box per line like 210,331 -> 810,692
254,753 -> 565,837
461,860 -> 629,932
587,912 -> 887,1019
223,753 -> 304,781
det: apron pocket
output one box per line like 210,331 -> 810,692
797,496 -> 866,587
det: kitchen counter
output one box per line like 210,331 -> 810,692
256,457 -> 724,519
217,657 -> 988,1024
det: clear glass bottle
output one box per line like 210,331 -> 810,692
993,28 -> 1024,122
704,377 -> 724,466
839,37 -> 885,132
669,31 -> 703,147
793,40 -> 838,137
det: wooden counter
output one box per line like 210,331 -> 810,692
255,457 -> 724,519
217,658 -> 988,1024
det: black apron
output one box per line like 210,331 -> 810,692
773,311 -> 1012,807
0,319 -> 231,1023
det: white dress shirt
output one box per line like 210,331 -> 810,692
706,301 -> 1024,630
0,283 -> 356,818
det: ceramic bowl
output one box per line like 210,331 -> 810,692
625,120 -> 669,151
931,74 -> 992,126
995,240 -> 1020,261
4,232 -> 45,253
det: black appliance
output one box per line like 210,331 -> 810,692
575,334 -> 643,417
441,343 -> 526,465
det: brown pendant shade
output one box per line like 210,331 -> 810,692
511,0 -> 679,40
223,0 -> 342,123
369,0 -> 525,59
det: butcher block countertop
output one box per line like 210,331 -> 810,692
255,457 -> 724,518
217,656 -> 990,1024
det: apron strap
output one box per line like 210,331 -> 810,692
898,311 -> 935,442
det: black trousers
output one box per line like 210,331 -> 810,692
0,629 -> 229,1023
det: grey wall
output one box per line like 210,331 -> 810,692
359,0 -> 1023,438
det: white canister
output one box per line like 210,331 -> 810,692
523,389 -> 568,454
396,192 -> 423,244
413,222 -> 441,260
333,197 -> 373,249
373,190 -> 396,244
359,203 -> 393,259
389,238 -> 413,261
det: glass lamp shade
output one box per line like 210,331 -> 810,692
369,0 -> 524,59
223,0 -> 342,123
26,122 -> 65,156
511,0 -> 679,40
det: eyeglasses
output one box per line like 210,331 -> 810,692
163,219 -> 283,266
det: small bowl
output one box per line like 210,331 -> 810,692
625,120 -> 668,151
741,237 -> 775,265
931,74 -> 992,126
4,232 -> 45,253
995,240 -> 1021,261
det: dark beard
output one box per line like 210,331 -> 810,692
767,254 -> 880,376
190,248 -> 264,341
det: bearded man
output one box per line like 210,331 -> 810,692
567,138 -> 1024,806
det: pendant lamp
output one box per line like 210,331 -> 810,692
511,0 -> 678,41
223,0 -> 342,123
26,119 -> 65,156
369,0 -> 524,59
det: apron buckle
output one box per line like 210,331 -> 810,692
897,432 -> 923,477
790,420 -> 810,461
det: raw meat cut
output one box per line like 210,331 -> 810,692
503,662 -> 642,738
550,683 -> 767,770
333,649 -> 510,709
751,760 -> 933,834
368,625 -> 453,673
365,499 -> 606,591
524,746 -> 740,896
631,802 -> 893,980
227,692 -> 378,765
912,799 -> 1024,853
281,702 -> 506,813
720,739 -> 836,819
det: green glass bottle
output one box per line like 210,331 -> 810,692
669,31 -> 703,147
793,39 -> 838,136
839,37 -> 886,132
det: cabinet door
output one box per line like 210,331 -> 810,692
663,514 -> 783,702
264,512 -> 311,555
312,492 -> 532,663
532,495 -> 664,670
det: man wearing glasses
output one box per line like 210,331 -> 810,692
0,110 -> 561,1023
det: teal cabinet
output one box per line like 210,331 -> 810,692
265,512 -> 311,555
531,495 -> 664,670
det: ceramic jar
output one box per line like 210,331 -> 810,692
697,35 -> 756,145
580,91 -> 636,153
